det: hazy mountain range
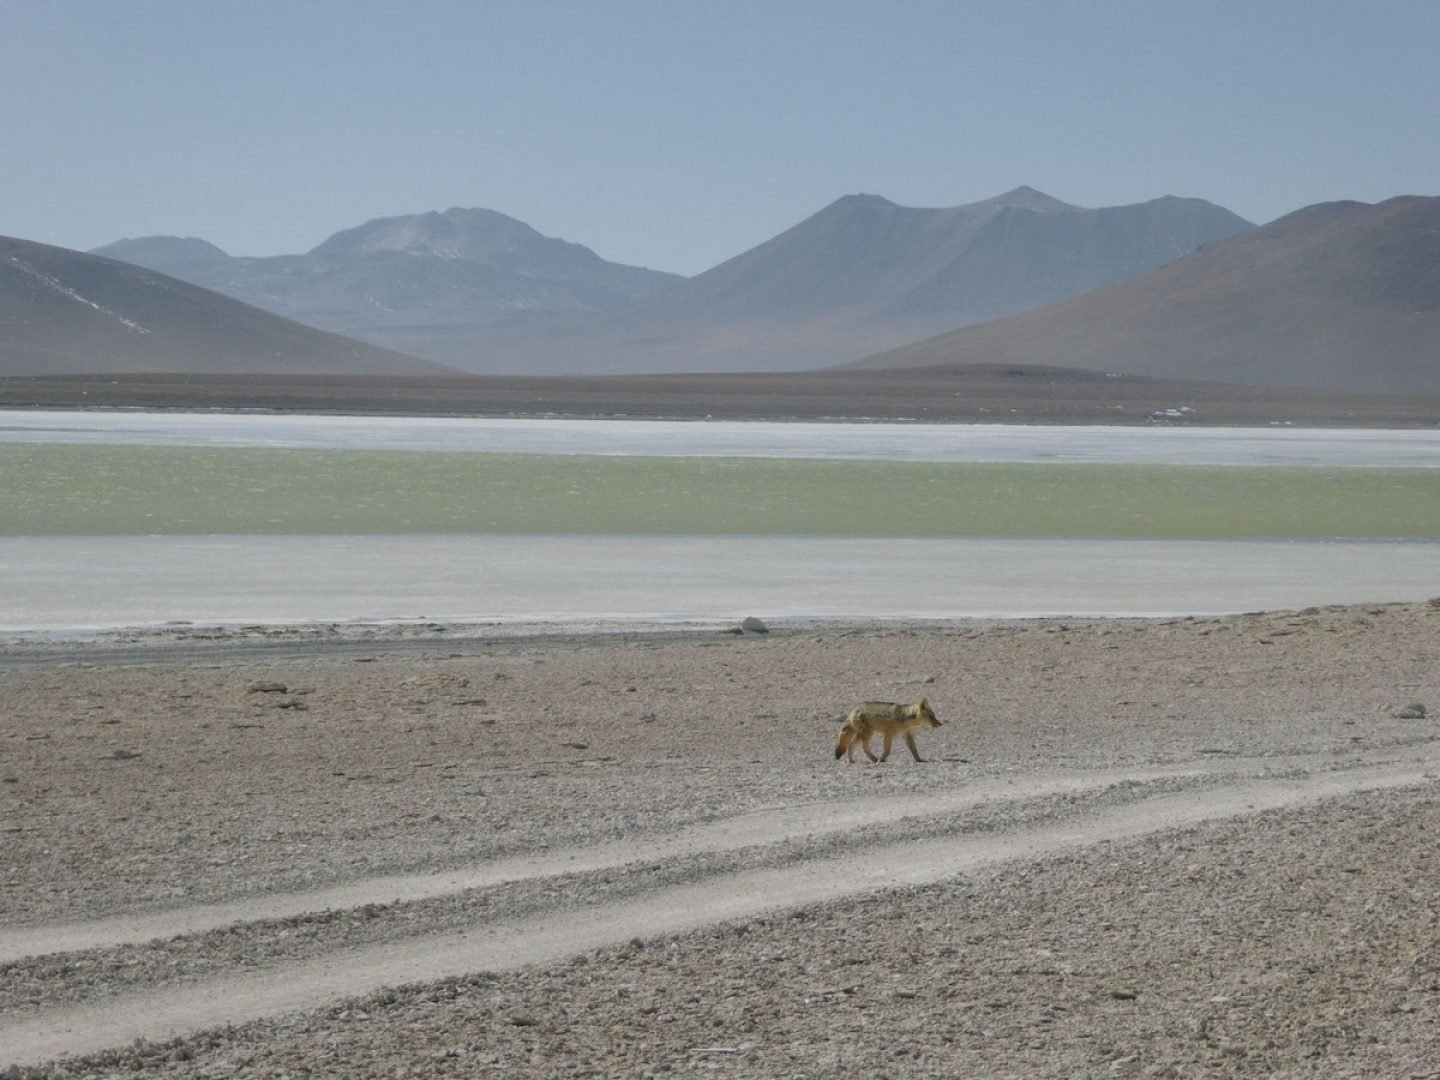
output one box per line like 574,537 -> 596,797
90,188 -> 1253,375
2,188 -> 1436,396
459,187 -> 1253,375
91,208 -> 682,360
853,195 -> 1440,395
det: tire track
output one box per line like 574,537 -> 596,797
0,746 -> 1412,964
3,750 -> 1437,1069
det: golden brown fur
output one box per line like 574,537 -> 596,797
834,698 -> 941,763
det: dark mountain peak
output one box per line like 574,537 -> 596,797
1128,193 -> 1248,217
799,194 -> 905,227
436,206 -> 548,239
832,193 -> 899,210
308,207 -> 550,261
1092,195 -> 1255,238
91,235 -> 232,267
1282,197 -> 1369,218
1244,198 -> 1377,243
822,187 -> 1071,219
982,185 -> 1075,213
1376,194 -> 1434,212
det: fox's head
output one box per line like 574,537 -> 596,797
917,698 -> 941,727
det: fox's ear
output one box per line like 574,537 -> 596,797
917,696 -> 928,707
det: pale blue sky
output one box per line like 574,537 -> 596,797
4,0 -> 1437,275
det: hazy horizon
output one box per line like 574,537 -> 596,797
5,1 -> 1438,275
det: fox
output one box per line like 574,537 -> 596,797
834,698 -> 941,763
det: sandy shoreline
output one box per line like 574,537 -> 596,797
3,602 -> 1439,1075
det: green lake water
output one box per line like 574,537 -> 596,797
5,444 -> 1438,539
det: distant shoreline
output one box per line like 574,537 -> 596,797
3,365 -> 1439,427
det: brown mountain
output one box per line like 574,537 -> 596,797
390,188 -> 1254,374
0,236 -> 455,377
850,196 -> 1440,394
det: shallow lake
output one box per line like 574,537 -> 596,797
2,412 -> 1438,631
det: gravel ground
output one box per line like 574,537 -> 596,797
3,601 -> 1439,1076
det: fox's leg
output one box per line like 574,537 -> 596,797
879,732 -> 895,761
904,731 -> 924,762
859,733 -> 879,762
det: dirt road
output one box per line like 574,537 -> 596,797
4,748 -> 1438,1069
